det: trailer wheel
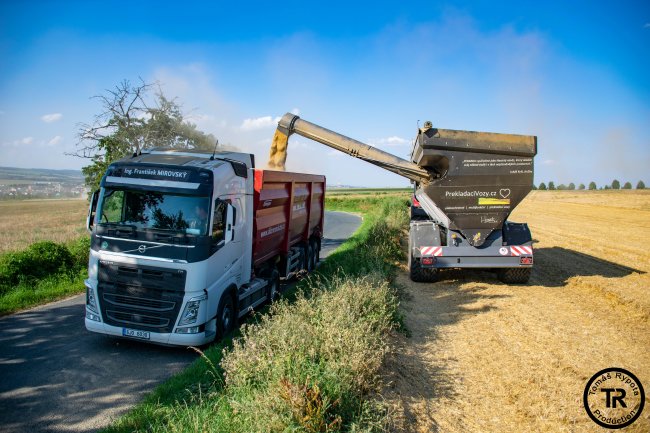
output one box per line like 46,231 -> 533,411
314,239 -> 320,267
409,255 -> 438,282
497,267 -> 531,284
216,291 -> 235,339
305,244 -> 315,272
266,270 -> 280,303
307,240 -> 319,272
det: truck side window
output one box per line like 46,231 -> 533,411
212,199 -> 227,243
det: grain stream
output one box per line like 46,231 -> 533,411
267,129 -> 289,171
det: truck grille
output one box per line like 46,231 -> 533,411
98,261 -> 186,333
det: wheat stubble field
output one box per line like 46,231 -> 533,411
0,199 -> 88,253
383,190 -> 650,432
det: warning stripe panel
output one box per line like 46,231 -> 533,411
420,246 -> 443,257
511,246 -> 533,256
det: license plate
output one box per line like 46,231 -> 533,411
122,328 -> 150,340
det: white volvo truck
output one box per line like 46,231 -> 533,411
85,148 -> 325,346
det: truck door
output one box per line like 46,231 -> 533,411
206,198 -> 242,289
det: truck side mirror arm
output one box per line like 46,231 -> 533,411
87,190 -> 99,232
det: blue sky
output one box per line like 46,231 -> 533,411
1,1 -> 648,187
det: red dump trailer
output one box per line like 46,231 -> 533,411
253,169 -> 325,272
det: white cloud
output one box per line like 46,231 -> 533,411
543,159 -> 556,165
240,115 -> 281,131
645,23 -> 650,28
383,136 -> 409,146
20,137 -> 34,145
41,113 -> 63,123
291,108 -> 300,115
368,136 -> 410,147
48,135 -> 63,146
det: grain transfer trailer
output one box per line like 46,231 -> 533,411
275,113 -> 537,283
85,148 -> 324,345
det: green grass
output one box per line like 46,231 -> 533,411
104,196 -> 409,433
326,187 -> 410,196
0,271 -> 85,315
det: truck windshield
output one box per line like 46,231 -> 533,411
97,188 -> 210,235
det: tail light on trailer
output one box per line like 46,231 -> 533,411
421,257 -> 435,266
412,195 -> 421,208
520,257 -> 533,265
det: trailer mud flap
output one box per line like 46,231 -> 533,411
409,221 -> 441,259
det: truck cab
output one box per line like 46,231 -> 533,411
85,149 -> 252,345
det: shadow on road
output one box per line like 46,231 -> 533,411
0,298 -> 197,433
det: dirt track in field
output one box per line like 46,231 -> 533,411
382,191 -> 650,432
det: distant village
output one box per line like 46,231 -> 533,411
0,181 -> 87,200
0,167 -> 87,200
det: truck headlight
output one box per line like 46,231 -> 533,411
178,296 -> 205,326
85,280 -> 98,313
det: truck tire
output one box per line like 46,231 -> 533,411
266,270 -> 280,303
309,239 -> 319,270
409,254 -> 438,282
497,267 -> 531,284
216,291 -> 235,339
305,244 -> 315,272
313,239 -> 321,265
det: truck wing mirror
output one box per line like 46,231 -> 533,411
87,190 -> 99,232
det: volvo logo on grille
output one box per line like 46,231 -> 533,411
138,245 -> 146,253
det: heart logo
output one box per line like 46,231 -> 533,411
499,188 -> 511,198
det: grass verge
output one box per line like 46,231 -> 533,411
0,237 -> 89,316
0,271 -> 85,315
104,196 -> 409,433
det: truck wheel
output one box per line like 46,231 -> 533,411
305,244 -> 315,272
266,270 -> 280,303
409,255 -> 438,282
497,268 -> 531,284
311,239 -> 321,266
308,240 -> 319,271
216,292 -> 235,339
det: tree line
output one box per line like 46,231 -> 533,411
534,180 -> 646,190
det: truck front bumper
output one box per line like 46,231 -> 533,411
85,318 -> 214,346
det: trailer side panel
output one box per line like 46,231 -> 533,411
252,169 -> 325,267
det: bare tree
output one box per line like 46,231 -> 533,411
73,78 -> 153,159
72,78 -> 220,193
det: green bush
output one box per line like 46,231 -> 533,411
67,236 -> 91,269
0,241 -> 73,286
0,236 -> 89,313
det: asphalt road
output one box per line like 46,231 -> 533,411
0,211 -> 361,433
